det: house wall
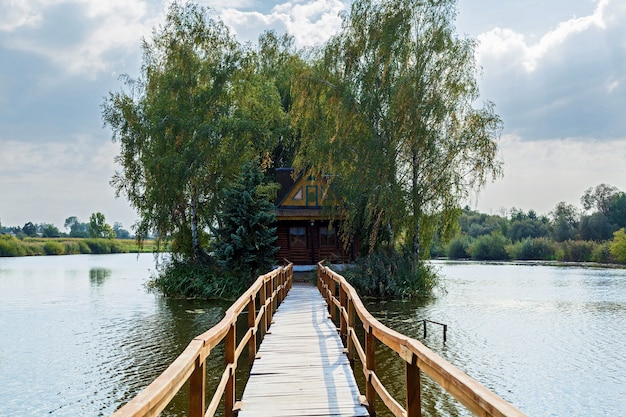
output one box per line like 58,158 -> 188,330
275,220 -> 353,265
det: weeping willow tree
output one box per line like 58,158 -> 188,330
102,3 -> 288,263
292,0 -> 502,261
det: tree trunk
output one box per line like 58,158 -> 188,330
412,146 -> 421,260
190,190 -> 201,263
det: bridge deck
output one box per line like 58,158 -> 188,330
238,284 -> 369,417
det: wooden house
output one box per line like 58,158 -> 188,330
274,168 -> 356,265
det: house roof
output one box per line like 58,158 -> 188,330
275,168 -> 338,221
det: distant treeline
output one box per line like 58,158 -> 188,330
431,184 -> 626,264
0,236 -> 157,257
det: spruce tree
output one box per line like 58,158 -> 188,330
213,160 -> 279,283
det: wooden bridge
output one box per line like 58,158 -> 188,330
110,262 -> 528,417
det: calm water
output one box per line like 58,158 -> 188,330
364,261 -> 626,417
1,256 -> 625,416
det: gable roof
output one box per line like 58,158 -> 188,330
275,169 -> 336,221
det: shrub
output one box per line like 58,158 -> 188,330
78,240 -> 92,254
344,248 -> 438,299
468,232 -> 510,260
447,236 -> 471,259
609,228 -> 626,263
590,242 -> 613,263
506,238 -> 555,260
62,241 -> 81,255
0,235 -> 26,257
43,241 -> 65,255
149,257 -> 248,299
555,240 -> 595,262
84,239 -> 128,254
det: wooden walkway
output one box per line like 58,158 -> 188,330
238,284 -> 369,417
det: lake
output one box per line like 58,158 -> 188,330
0,255 -> 624,416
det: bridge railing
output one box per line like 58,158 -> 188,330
317,263 -> 528,417
110,262 -> 293,417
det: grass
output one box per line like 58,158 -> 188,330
0,235 -> 161,257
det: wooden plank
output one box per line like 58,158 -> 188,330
238,284 -> 369,417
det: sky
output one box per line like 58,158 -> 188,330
1,0 -> 625,231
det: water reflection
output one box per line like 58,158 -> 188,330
90,268 -> 111,285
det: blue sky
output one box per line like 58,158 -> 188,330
1,0 -> 625,230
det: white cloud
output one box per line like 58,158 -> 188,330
221,0 -> 345,47
0,0 -> 44,31
1,0 -> 159,79
472,0 -> 626,141
477,0 -> 610,73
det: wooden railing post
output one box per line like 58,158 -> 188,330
365,326 -> 376,417
225,323 -> 236,417
339,284 -> 347,345
279,268 -> 285,304
406,357 -> 421,417
248,294 -> 257,368
260,277 -> 268,335
189,355 -> 206,417
270,273 -> 276,320
347,298 -> 355,369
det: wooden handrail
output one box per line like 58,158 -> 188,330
317,262 -> 528,417
110,262 -> 293,417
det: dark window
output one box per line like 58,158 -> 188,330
320,226 -> 336,247
306,186 -> 318,206
289,227 -> 306,248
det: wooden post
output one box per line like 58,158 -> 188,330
339,285 -> 347,345
347,298 -> 355,369
266,277 -> 273,330
189,356 -> 206,417
317,265 -> 322,293
248,294 -> 257,368
331,280 -> 338,322
270,273 -> 276,317
225,323 -> 236,417
406,359 -> 421,417
365,326 -> 376,417
260,277 -> 267,335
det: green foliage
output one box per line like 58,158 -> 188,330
113,222 -> 131,239
43,241 -> 65,255
579,212 -> 616,241
0,235 -> 26,257
608,193 -> 626,229
41,224 -> 60,238
610,228 -> 626,263
505,238 -> 555,261
89,212 -> 116,239
344,248 -> 438,299
149,258 -> 246,299
291,0 -> 502,259
591,242 -> 613,264
84,239 -> 127,254
63,241 -> 82,255
468,232 -> 510,261
102,3 -> 290,262
447,235 -> 471,259
458,209 -> 507,237
508,210 -> 549,242
65,216 -> 89,237
22,222 -> 37,237
212,160 -> 279,285
550,202 -> 579,242
555,240 -> 596,262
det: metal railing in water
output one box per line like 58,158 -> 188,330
317,262 -> 528,417
110,262 -> 293,417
